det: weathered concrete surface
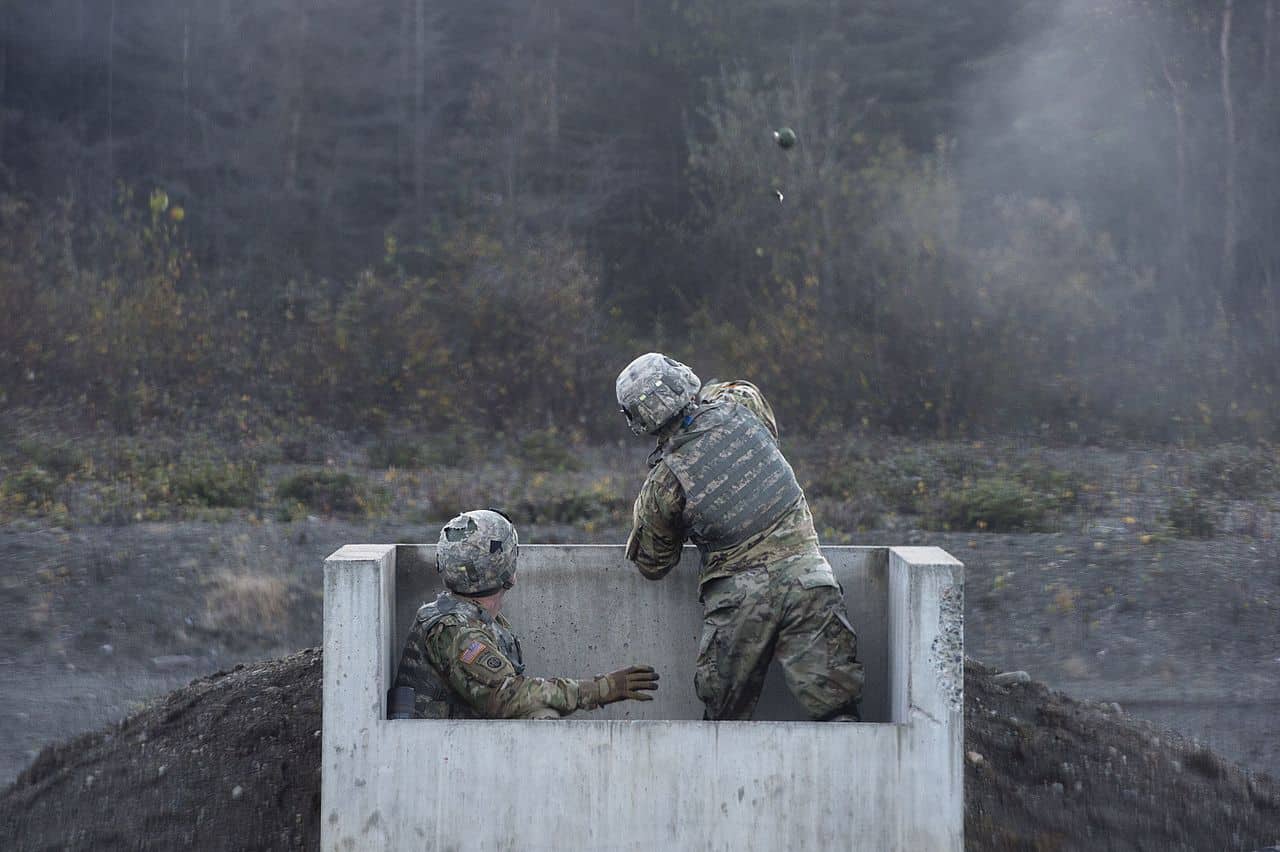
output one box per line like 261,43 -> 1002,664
325,544 -> 963,851
395,544 -> 891,722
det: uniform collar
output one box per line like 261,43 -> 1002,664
442,590 -> 510,627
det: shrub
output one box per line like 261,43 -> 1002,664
368,438 -> 424,470
872,467 -> 930,515
270,417 -> 335,464
800,452 -> 859,501
321,230 -> 612,433
418,431 -> 483,468
935,445 -> 987,480
18,440 -> 86,479
276,470 -> 366,515
1016,461 -> 1084,511
803,467 -> 853,501
808,494 -> 883,533
168,462 -> 260,509
516,476 -> 628,525
2,464 -> 60,510
425,470 -> 499,520
1191,445 -> 1278,498
1165,490 -> 1216,539
805,452 -> 929,515
927,476 -> 1049,532
518,429 -> 582,473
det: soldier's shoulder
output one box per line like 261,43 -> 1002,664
646,455 -> 681,483
418,598 -> 484,641
415,595 -> 464,624
704,380 -> 778,438
701,379 -> 765,405
435,606 -> 486,634
424,615 -> 492,664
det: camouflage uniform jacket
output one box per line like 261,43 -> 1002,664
625,380 -> 828,587
393,591 -> 606,719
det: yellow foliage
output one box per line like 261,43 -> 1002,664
1051,585 -> 1077,613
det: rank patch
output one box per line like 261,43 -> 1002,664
460,641 -> 487,664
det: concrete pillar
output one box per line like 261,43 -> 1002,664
888,546 -> 965,848
322,544 -> 395,845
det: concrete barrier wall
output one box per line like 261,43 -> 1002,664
394,544 -> 891,722
324,544 -> 963,851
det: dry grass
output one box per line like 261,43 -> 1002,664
202,571 -> 289,635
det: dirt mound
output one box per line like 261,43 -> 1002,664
2,653 -> 1277,851
0,650 -> 322,851
964,660 -> 1280,851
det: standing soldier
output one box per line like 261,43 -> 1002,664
394,509 -> 659,719
615,353 -> 863,721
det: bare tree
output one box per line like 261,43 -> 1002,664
413,0 -> 427,218
181,0 -> 190,167
1162,59 -> 1189,269
0,36 -> 6,169
107,0 -> 116,198
1267,0 -> 1275,91
548,3 -> 560,153
1220,0 -> 1236,289
282,4 -> 308,195
1139,0 -> 1190,285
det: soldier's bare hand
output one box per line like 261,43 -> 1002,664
596,665 -> 659,705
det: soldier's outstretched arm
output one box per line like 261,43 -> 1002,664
430,623 -> 658,717
625,463 -> 685,579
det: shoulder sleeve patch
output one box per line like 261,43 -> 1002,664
457,646 -> 516,685
460,641 -> 487,664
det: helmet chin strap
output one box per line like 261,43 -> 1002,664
465,587 -> 507,618
654,400 -> 697,440
458,587 -> 503,599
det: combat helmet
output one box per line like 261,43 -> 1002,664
615,353 -> 701,436
436,509 -> 519,596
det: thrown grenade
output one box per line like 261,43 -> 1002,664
773,127 -> 797,149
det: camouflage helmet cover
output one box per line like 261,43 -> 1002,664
436,509 -> 519,595
615,353 -> 702,436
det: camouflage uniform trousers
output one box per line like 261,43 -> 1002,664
694,557 -> 864,721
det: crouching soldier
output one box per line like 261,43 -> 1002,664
394,509 -> 659,719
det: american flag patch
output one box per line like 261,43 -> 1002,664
460,641 -> 487,664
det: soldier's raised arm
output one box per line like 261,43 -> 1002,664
624,464 -> 686,579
